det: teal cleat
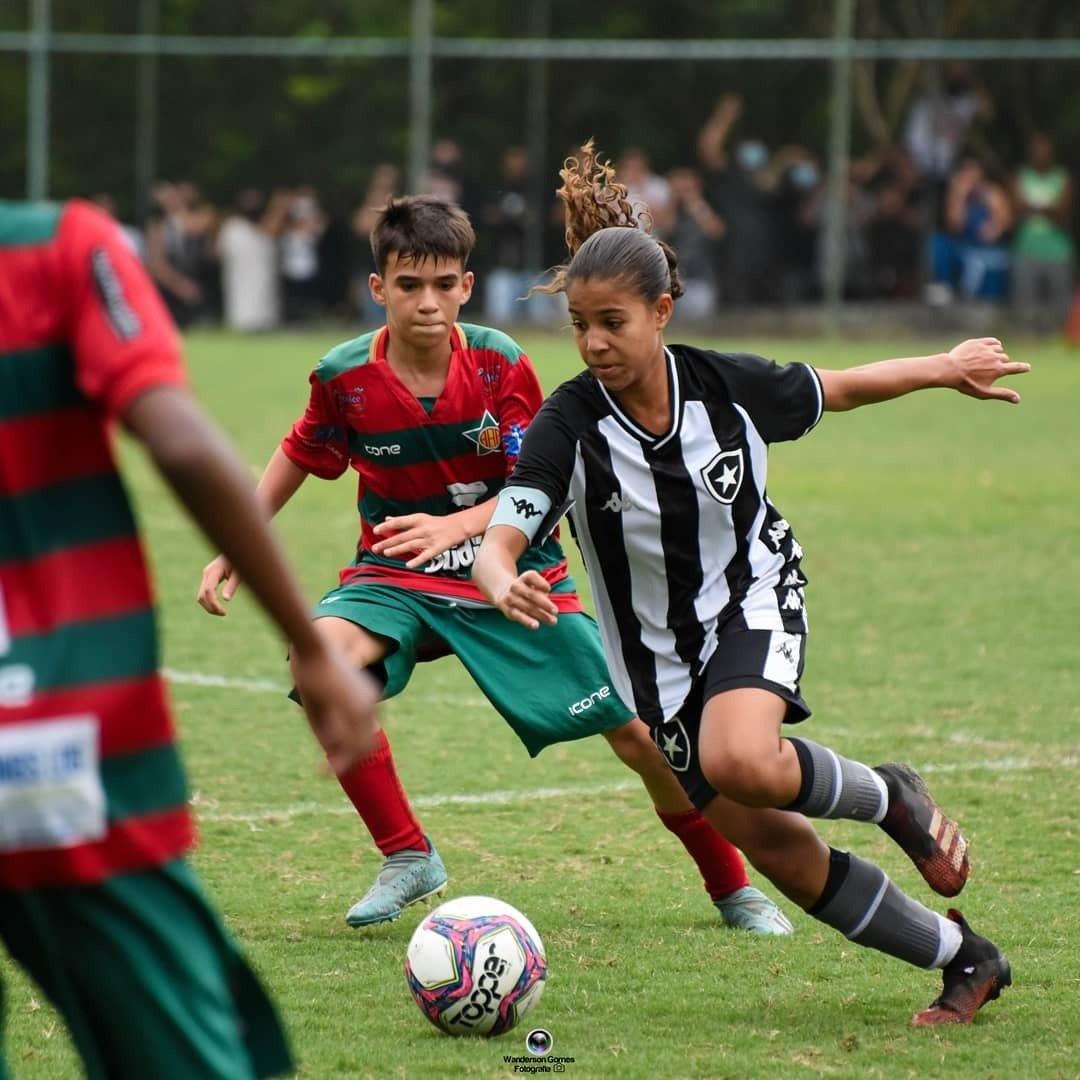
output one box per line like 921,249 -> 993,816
345,838 -> 448,928
715,886 -> 794,936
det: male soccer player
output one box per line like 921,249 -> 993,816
198,194 -> 792,936
0,196 -> 380,1077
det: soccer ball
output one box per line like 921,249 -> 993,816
404,895 -> 547,1037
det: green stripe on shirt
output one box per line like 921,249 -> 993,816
0,344 -> 83,422
0,473 -> 136,565
5,609 -> 157,693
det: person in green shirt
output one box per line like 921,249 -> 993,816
1010,133 -> 1075,334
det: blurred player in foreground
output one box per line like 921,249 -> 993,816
0,197 -> 380,1078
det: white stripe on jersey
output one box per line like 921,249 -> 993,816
732,401 -> 798,632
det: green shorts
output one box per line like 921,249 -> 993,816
314,582 -> 634,757
0,859 -> 292,1080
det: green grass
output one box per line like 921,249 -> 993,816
4,327 -> 1078,1078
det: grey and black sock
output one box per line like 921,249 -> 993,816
808,849 -> 962,969
783,736 -> 889,822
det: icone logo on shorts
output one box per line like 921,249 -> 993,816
567,686 -> 611,716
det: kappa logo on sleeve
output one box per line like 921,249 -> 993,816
510,497 -> 542,520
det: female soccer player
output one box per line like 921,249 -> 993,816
474,142 -> 1025,1026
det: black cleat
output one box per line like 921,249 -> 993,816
912,909 -> 1011,1026
875,763 -> 970,897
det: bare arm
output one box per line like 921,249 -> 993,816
125,386 -> 378,769
816,337 -> 1030,413
697,94 -> 742,171
196,445 -> 309,614
370,497 -> 499,567
473,524 -> 558,631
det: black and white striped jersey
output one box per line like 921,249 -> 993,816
492,344 -> 824,726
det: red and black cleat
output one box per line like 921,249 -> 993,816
912,910 -> 1011,1026
875,763 -> 970,897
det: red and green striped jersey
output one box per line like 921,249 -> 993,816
281,322 -> 581,612
0,199 -> 193,889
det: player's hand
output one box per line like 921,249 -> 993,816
197,553 -> 242,615
371,513 -> 473,568
946,338 -> 1031,403
291,645 -> 381,774
492,571 -> 558,630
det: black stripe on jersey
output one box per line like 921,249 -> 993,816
642,438 -> 707,680
700,392 -> 758,630
579,429 -> 662,722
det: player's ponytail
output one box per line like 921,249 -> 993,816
533,139 -> 683,303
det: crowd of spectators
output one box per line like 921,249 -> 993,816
91,64 -> 1076,335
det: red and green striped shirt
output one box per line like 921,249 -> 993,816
0,199 -> 192,889
281,322 -> 582,612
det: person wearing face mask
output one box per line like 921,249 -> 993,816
696,93 -> 779,305
771,147 -> 824,304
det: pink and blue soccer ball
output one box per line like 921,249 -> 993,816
405,895 -> 547,1037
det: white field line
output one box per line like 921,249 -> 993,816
194,755 -> 1077,826
163,668 -> 287,693
166,669 -> 1077,825
162,668 -> 493,709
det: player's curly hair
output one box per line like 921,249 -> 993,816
534,138 -> 683,302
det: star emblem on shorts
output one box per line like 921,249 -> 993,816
661,732 -> 683,758
462,409 -> 502,455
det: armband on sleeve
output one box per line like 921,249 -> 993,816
488,486 -> 554,545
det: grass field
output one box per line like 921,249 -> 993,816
3,326 -> 1078,1078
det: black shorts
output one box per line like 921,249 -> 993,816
650,628 -> 812,811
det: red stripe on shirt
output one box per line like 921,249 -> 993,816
0,404 -> 117,497
0,674 -> 174,757
337,560 -> 583,613
0,535 -> 153,636
0,807 -> 194,890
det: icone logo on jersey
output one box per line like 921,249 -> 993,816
364,442 -> 401,457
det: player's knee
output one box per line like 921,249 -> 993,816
699,745 -> 784,806
602,721 -> 660,775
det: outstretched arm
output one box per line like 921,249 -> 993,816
126,386 -> 378,770
197,446 -> 308,614
817,338 -> 1030,412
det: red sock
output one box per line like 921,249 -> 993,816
656,807 -> 750,901
336,729 -> 427,856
